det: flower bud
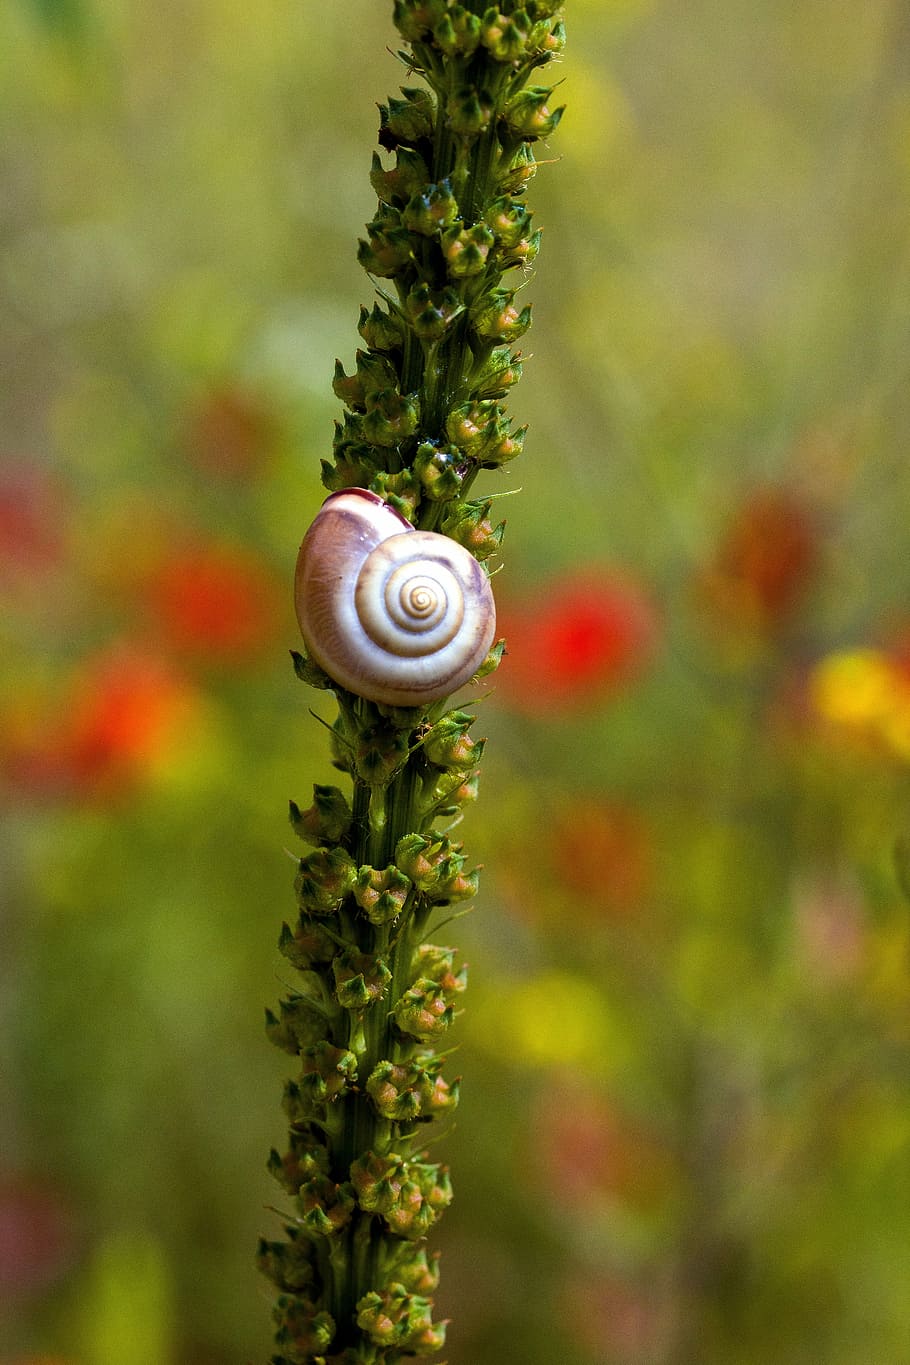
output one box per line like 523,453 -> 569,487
367,1057 -> 460,1122
404,282 -> 464,341
379,87 -> 436,150
502,85 -> 565,140
385,1244 -> 441,1295
272,1294 -> 336,1356
356,1284 -> 445,1352
357,217 -> 413,277
439,498 -> 505,560
422,711 -> 481,769
333,948 -> 392,1010
413,442 -> 465,501
369,468 -> 421,517
362,388 -> 420,448
472,345 -> 523,399
369,146 -> 429,205
354,719 -> 410,783
482,421 -> 527,467
350,1152 -> 452,1239
402,179 -> 460,235
267,1133 -> 329,1196
266,992 -> 328,1052
353,863 -> 412,925
445,399 -> 500,457
358,302 -> 404,352
290,648 -> 333,690
441,222 -> 495,278
299,1041 -> 359,1105
485,195 -> 533,248
295,847 -> 357,916
498,142 -> 538,194
392,0 -> 447,41
297,1175 -> 356,1237
433,5 -> 481,57
471,288 -> 533,342
256,1231 -> 317,1294
289,785 -> 353,846
447,85 -> 493,137
480,8 -> 532,62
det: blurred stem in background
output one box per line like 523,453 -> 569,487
258,4 -> 566,1361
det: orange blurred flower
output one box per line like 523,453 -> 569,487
497,568 -> 658,714
697,486 -> 818,632
145,542 -> 282,664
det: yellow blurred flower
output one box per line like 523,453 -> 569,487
809,648 -> 910,760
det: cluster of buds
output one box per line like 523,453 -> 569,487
262,2 -> 565,1361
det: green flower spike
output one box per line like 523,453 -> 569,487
262,1 -> 566,1359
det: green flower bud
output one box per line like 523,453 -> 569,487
423,711 -> 481,769
502,85 -> 565,140
256,1231 -> 318,1294
355,719 -> 411,783
333,948 -> 392,1010
272,1294 -> 336,1355
480,8 -> 532,63
369,468 -> 421,518
440,498 -> 505,560
482,421 -> 527,466
289,785 -> 353,846
357,216 -> 414,277
531,15 -> 566,55
485,195 -> 533,248
393,0 -> 447,41
290,648 -> 333,691
445,399 -> 500,457
356,1284 -> 445,1353
367,1056 -> 460,1122
404,282 -> 464,341
433,5 -> 481,57
369,146 -> 430,205
441,221 -> 495,277
332,357 -> 366,410
350,1153 -> 452,1239
447,85 -> 493,137
267,1133 -> 329,1196
295,847 -> 357,916
402,179 -> 459,234
384,1244 -> 441,1296
498,141 -> 538,194
501,226 -> 542,269
266,992 -> 328,1052
362,388 -> 420,447
413,442 -> 465,501
353,864 -> 412,925
378,87 -> 436,150
472,345 -> 523,399
471,288 -> 533,343
358,302 -> 404,352
298,1174 -> 356,1237
299,1041 -> 359,1105
393,948 -> 467,1040
475,638 -> 506,678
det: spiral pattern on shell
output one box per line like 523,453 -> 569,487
294,489 -> 497,707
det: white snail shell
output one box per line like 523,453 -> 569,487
294,488 -> 497,707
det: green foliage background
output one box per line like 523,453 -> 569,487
2,1 -> 910,1362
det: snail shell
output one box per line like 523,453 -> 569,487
295,488 -> 497,707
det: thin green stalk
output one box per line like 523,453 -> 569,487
259,6 -> 566,1363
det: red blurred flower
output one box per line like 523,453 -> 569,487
497,568 -> 658,713
0,464 -> 65,588
697,486 -> 819,631
0,1177 -> 72,1298
145,542 -> 282,664
183,385 -> 276,480
1,645 -> 198,800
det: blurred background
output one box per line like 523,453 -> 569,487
2,0 -> 910,1361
